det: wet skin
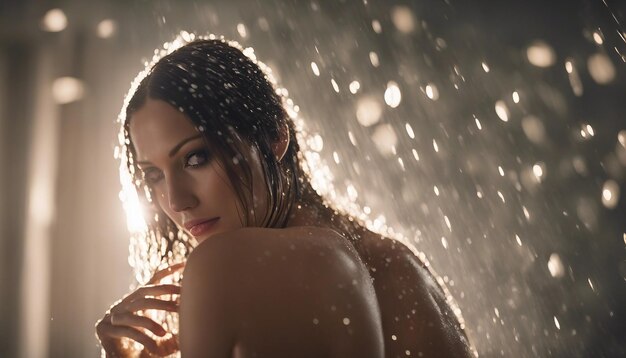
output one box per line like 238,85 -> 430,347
96,99 -> 472,357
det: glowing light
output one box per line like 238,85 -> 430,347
512,91 -> 520,103
52,77 -> 85,104
434,186 -> 440,196
384,81 -> 402,108
41,8 -> 67,32
515,234 -> 522,246
523,206 -> 530,220
390,6 -> 415,33
349,80 -> 360,94
346,184 -> 358,201
369,51 -> 380,67
348,131 -> 357,146
587,53 -> 615,84
592,31 -> 603,45
481,62 -> 490,72
618,130 -> 626,148
498,166 -> 505,176
548,253 -> 565,278
495,100 -> 510,122
331,78 -> 339,93
371,124 -> 398,156
526,41 -> 556,67
309,134 -> 324,152
565,58 -> 584,96
588,278 -> 595,291
96,19 -> 116,38
441,237 -> 448,249
342,317 -> 350,325
236,23 -> 248,38
405,123 -> 415,139
311,62 -> 320,76
554,316 -> 561,330
602,180 -> 620,209
532,163 -> 544,180
497,191 -> 505,203
432,139 -> 439,152
425,83 -> 439,100
580,123 -> 595,139
372,20 -> 382,34
412,149 -> 419,161
474,116 -> 482,130
356,96 -> 382,127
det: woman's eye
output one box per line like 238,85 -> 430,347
185,150 -> 209,168
143,168 -> 163,184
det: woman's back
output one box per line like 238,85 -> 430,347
180,225 -> 471,357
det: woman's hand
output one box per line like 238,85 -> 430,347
96,263 -> 185,357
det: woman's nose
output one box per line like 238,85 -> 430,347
166,174 -> 198,212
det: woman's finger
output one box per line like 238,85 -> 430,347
126,297 -> 179,313
98,323 -> 160,354
110,312 -> 168,337
148,262 -> 186,285
118,284 -> 180,308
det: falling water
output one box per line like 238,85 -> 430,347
110,0 -> 626,356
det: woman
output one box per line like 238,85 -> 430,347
96,35 -> 473,357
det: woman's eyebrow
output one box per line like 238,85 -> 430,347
136,134 -> 203,165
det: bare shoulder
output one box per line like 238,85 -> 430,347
180,226 -> 384,358
356,232 -> 474,358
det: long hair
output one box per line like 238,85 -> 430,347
118,36 -> 352,279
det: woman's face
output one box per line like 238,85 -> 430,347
129,98 -> 268,243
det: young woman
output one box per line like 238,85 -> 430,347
96,36 -> 473,357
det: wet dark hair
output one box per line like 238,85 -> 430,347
121,38 -> 337,265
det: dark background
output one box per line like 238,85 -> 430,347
1,0 -> 624,356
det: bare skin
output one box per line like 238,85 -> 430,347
96,99 -> 472,357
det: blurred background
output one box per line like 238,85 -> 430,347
1,0 -> 625,356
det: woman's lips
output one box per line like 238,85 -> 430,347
185,218 -> 220,237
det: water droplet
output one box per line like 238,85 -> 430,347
527,41 -> 556,67
512,91 -> 520,103
311,62 -> 320,76
390,6 -> 415,33
356,96 -> 382,127
372,19 -> 382,34
349,80 -> 360,94
369,51 -> 380,67
425,83 -> 439,100
495,101 -> 510,122
405,123 -> 415,139
384,81 -> 401,108
592,31 -> 603,45
236,23 -> 248,38
548,253 -> 565,278
331,78 -> 340,93
588,53 -> 615,84
601,180 -> 620,209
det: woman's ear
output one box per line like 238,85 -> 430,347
271,122 -> 290,162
